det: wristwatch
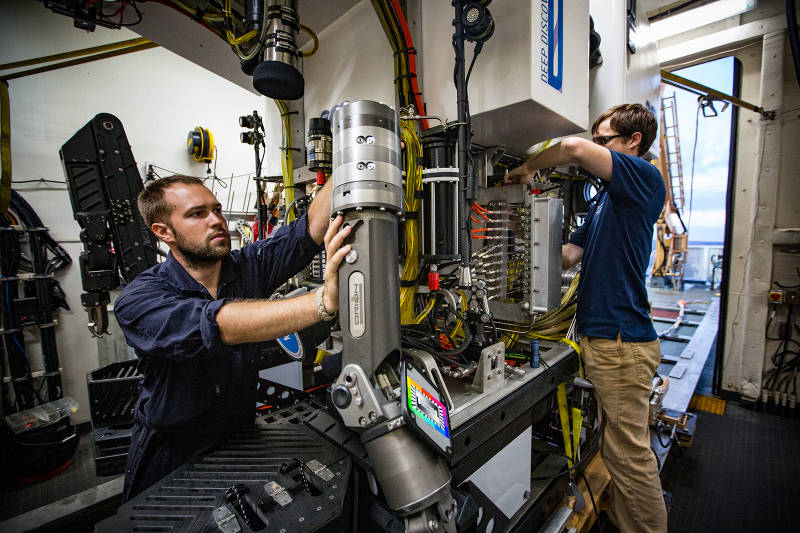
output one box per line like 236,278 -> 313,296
315,286 -> 336,321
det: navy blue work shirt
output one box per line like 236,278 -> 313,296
114,214 -> 323,436
568,150 -> 665,342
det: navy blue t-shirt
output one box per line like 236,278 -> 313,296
568,150 -> 665,342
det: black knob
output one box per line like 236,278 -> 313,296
332,385 -> 352,408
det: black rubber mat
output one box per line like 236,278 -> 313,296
660,403 -> 800,533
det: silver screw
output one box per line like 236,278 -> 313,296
345,250 -> 358,264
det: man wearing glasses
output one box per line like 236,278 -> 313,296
506,104 -> 666,533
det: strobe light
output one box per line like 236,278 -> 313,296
252,0 -> 304,100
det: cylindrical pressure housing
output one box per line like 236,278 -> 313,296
421,169 -> 460,260
363,427 -> 452,515
420,136 -> 459,260
307,117 -> 332,173
332,101 -> 403,375
332,101 -> 403,214
252,0 -> 304,99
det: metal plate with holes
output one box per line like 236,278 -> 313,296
96,418 -> 351,532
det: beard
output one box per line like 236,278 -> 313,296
170,225 -> 231,268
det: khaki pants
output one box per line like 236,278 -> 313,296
580,334 -> 668,533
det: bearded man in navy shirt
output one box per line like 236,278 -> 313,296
114,175 -> 352,501
506,104 -> 667,533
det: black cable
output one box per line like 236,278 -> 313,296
579,470 -> 603,532
100,0 -> 144,27
532,407 -> 606,481
465,42 -> 483,87
786,0 -> 800,91
655,425 -> 673,448
652,446 -> 662,471
12,179 -> 66,184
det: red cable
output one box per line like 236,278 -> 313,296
389,0 -> 429,130
304,382 -> 332,393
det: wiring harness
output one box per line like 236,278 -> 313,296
1,190 -> 72,415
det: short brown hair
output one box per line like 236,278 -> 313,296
138,175 -> 204,227
591,103 -> 658,156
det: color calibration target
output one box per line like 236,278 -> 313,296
406,376 -> 449,438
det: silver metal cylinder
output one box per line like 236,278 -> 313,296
363,427 -> 452,515
332,100 -> 403,214
264,0 -> 300,69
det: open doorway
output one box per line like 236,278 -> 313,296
649,55 -> 741,396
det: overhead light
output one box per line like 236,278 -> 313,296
650,0 -> 756,41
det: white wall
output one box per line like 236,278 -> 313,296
590,0 -> 661,153
303,1 -> 395,120
1,2 -> 280,423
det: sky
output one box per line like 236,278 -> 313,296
669,57 -> 734,244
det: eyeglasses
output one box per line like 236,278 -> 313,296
592,134 -> 625,146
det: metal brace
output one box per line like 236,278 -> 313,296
472,342 -> 506,394
404,348 -> 455,411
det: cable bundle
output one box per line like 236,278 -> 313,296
763,302 -> 800,406
1,191 -> 72,413
399,121 -> 422,324
371,0 -> 429,129
275,99 -> 295,224
142,1 -> 318,61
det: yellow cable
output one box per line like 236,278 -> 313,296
0,80 -> 10,214
399,120 -> 422,324
299,24 -> 319,57
413,297 -> 436,324
0,38 -> 152,71
275,100 -> 295,222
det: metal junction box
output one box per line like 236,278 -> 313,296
474,185 -> 563,322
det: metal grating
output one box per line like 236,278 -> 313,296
97,414 -> 351,532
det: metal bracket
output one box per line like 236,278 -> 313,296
264,481 -> 292,507
404,348 -> 455,411
333,363 -> 385,429
472,342 -> 505,394
212,505 -> 241,533
305,459 -> 335,482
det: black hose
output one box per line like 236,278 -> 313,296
453,0 -> 472,269
787,0 -> 800,90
